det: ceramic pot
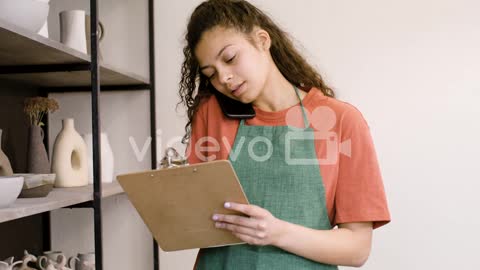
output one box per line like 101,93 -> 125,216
51,118 -> 88,187
27,125 -> 51,174
68,252 -> 95,270
60,10 -> 87,53
82,132 -> 114,184
0,0 -> 50,33
17,251 -> 38,270
38,251 -> 65,270
0,129 -> 13,176
15,173 -> 56,198
0,176 -> 23,208
0,256 -> 22,270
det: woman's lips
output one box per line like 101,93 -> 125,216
231,82 -> 245,97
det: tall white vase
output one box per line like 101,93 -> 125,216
51,118 -> 88,187
59,10 -> 87,53
82,132 -> 114,184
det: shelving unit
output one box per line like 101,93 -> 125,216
0,0 -> 158,269
0,182 -> 123,223
0,19 -> 149,88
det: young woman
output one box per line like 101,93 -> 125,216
178,0 -> 391,269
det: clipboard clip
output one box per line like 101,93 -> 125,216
159,147 -> 189,169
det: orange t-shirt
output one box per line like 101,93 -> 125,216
186,87 -> 391,229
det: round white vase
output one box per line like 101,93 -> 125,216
51,118 -> 88,187
0,0 -> 50,33
82,132 -> 114,184
59,9 -> 87,53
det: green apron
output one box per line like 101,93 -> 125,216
195,86 -> 338,270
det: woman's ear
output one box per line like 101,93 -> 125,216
253,28 -> 271,51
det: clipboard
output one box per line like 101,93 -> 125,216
117,160 -> 250,251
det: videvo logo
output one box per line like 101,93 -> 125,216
284,105 -> 351,165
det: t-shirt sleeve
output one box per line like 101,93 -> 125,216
334,105 -> 391,230
186,102 -> 208,165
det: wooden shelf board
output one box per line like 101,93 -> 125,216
0,181 -> 124,223
0,19 -> 148,87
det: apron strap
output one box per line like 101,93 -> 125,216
240,85 -> 309,128
293,85 -> 310,128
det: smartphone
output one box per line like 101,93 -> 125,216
213,91 -> 256,119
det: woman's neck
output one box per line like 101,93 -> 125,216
252,66 -> 306,112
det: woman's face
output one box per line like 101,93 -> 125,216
195,26 -> 271,104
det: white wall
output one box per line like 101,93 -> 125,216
156,0 -> 480,269
154,1 -> 203,269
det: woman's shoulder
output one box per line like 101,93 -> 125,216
305,87 -> 371,131
195,94 -> 224,119
193,94 -> 234,127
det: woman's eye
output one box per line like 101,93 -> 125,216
208,73 -> 216,79
226,55 -> 236,63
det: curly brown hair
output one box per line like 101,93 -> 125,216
178,0 -> 335,142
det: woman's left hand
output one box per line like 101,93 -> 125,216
212,202 -> 286,246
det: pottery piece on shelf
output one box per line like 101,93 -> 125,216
0,148 -> 13,177
0,128 -> 16,173
0,176 -> 24,208
0,129 -> 13,176
51,118 -> 88,187
0,256 -> 22,270
0,0 -> 50,33
27,125 -> 51,174
68,252 -> 95,270
14,173 -> 55,198
82,132 -> 114,184
14,173 -> 55,189
20,184 -> 54,198
38,251 -> 67,270
2,257 -> 13,265
16,250 -> 37,270
60,10 -> 87,53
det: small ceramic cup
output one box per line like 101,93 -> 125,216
68,252 -> 95,270
38,251 -> 66,270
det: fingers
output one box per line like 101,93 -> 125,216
223,202 -> 264,218
212,202 -> 273,246
213,213 -> 257,228
215,222 -> 268,243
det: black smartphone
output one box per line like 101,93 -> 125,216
213,90 -> 256,119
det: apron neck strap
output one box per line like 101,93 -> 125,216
293,85 -> 310,128
240,85 -> 309,128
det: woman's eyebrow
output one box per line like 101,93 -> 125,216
200,44 -> 233,70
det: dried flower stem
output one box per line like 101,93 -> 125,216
24,97 -> 60,126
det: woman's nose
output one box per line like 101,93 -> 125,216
218,71 -> 233,85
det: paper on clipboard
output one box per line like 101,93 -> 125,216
117,160 -> 250,251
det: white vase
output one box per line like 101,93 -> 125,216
51,118 -> 88,187
82,132 -> 114,184
0,0 -> 50,33
59,10 -> 87,53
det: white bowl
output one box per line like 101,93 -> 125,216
0,0 -> 50,33
0,176 -> 24,208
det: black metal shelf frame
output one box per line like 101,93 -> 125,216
34,0 -> 158,269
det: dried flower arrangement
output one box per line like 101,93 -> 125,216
24,97 -> 60,126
